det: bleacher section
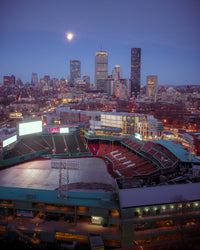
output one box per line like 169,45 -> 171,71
107,146 -> 157,177
88,143 -> 99,155
121,137 -> 143,152
2,133 -> 89,161
88,142 -> 158,178
75,134 -> 88,153
54,136 -> 66,154
140,141 -> 178,170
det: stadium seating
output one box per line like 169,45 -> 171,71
64,135 -> 80,153
2,133 -> 89,160
54,136 -> 66,154
75,134 -> 88,153
122,137 -> 143,152
88,143 -> 99,155
95,142 -> 157,177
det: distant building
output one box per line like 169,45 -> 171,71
31,73 -> 38,85
96,79 -> 107,92
95,51 -> 108,88
44,75 -> 50,85
16,77 -> 23,87
112,65 -> 122,81
146,75 -> 158,101
110,66 -> 130,98
3,75 -> 15,86
3,76 -> 11,86
10,75 -> 15,85
70,60 -> 81,84
131,48 -> 141,97
83,75 -> 90,91
76,80 -> 87,92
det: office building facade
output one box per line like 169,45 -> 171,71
131,48 -> 141,97
146,75 -> 158,101
3,75 -> 15,86
31,73 -> 38,85
70,60 -> 81,84
95,51 -> 108,88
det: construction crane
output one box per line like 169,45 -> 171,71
117,72 -> 136,113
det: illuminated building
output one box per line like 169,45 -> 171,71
95,51 -> 108,87
16,77 -> 23,87
131,48 -> 141,97
112,65 -> 122,81
31,73 -> 38,85
83,75 -> 90,91
135,115 -> 163,139
3,74 -> 15,86
146,75 -> 158,101
70,60 -> 81,84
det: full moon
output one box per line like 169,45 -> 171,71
66,32 -> 74,41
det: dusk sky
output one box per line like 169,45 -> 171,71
0,0 -> 199,86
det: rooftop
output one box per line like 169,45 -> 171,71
119,182 -> 200,208
155,140 -> 200,163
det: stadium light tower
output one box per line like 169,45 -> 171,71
51,159 -> 79,199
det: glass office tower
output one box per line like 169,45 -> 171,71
131,48 -> 141,97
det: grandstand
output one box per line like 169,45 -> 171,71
0,132 -> 91,168
1,129 -> 200,249
1,129 -> 200,181
86,134 -> 200,180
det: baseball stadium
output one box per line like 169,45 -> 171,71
0,120 -> 200,249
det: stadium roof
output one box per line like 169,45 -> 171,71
154,140 -> 200,163
119,183 -> 200,208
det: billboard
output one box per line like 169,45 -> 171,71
49,127 -> 69,134
60,127 -> 69,134
50,128 -> 60,134
2,135 -> 17,148
19,120 -> 43,136
135,132 -> 143,141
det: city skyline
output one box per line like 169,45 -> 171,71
0,0 -> 200,86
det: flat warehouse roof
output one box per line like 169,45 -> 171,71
119,183 -> 200,208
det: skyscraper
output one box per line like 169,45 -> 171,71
31,73 -> 38,85
3,75 -> 15,86
16,77 -> 23,87
70,60 -> 81,84
95,51 -> 108,88
131,48 -> 141,97
146,75 -> 158,101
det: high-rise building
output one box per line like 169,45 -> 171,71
31,73 -> 38,85
131,48 -> 141,97
16,77 -> 23,87
112,65 -> 122,81
3,76 -> 11,86
70,60 -> 81,84
83,76 -> 90,91
3,75 -> 15,86
10,75 -> 15,85
146,75 -> 158,101
44,75 -> 50,85
95,51 -> 108,88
